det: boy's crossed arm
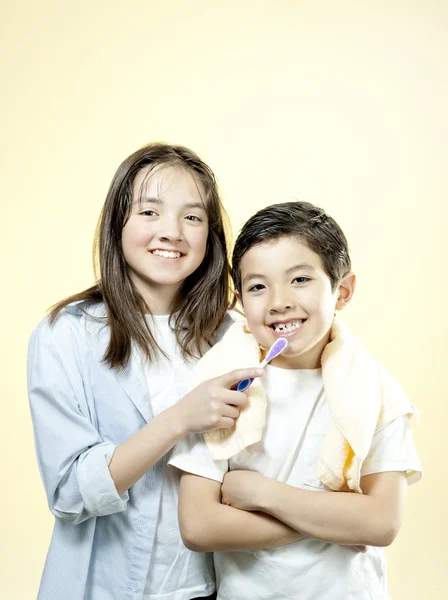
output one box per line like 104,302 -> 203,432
178,472 -> 303,552
178,472 -> 367,553
221,469 -> 407,547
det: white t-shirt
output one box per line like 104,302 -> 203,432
141,314 -> 215,600
170,365 -> 422,600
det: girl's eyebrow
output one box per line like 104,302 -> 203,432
138,196 -> 162,205
135,197 -> 207,211
183,201 -> 207,212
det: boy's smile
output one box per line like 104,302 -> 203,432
237,236 -> 354,369
268,317 -> 306,336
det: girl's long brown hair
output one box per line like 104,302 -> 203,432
50,143 -> 233,368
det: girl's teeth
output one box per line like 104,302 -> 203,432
152,250 -> 182,259
273,320 -> 303,333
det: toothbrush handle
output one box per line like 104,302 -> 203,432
236,378 -> 254,392
236,359 -> 267,392
234,340 -> 285,392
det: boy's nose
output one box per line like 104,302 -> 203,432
269,290 -> 295,313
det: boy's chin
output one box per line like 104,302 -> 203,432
273,351 -> 321,370
249,328 -> 274,350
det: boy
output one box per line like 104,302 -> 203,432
169,201 -> 421,599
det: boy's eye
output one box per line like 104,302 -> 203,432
293,276 -> 310,284
247,284 -> 266,292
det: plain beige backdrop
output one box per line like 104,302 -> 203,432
1,1 -> 446,598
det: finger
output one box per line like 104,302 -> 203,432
220,390 -> 249,406
220,404 -> 240,420
349,545 -> 367,553
217,367 -> 264,389
219,416 -> 236,430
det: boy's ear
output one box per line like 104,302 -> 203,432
335,272 -> 356,311
234,289 -> 243,307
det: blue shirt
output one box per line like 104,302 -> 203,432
27,301 -> 225,600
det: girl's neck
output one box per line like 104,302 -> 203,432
132,277 -> 178,316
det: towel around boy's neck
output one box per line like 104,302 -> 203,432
192,318 -> 414,493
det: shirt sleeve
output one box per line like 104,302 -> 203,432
27,318 -> 129,524
360,411 -> 422,485
169,433 -> 229,483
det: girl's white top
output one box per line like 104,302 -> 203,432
142,314 -> 215,600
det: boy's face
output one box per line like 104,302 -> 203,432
237,236 -> 354,369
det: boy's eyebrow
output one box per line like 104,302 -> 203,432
135,197 -> 206,211
286,263 -> 317,274
242,263 -> 317,286
242,273 -> 267,286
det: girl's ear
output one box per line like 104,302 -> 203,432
335,272 -> 356,311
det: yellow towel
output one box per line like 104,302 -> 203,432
195,321 -> 266,460
194,319 -> 414,492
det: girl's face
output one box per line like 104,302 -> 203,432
122,165 -> 209,314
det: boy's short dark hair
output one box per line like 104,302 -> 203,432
232,201 -> 351,292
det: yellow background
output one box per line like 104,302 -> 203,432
1,1 -> 446,597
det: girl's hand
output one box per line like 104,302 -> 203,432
175,368 -> 264,435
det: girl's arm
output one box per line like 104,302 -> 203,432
28,321 -> 129,524
109,366 -> 263,495
221,470 -> 407,547
28,318 -> 263,520
178,472 -> 304,552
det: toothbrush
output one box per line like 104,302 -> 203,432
236,337 -> 288,392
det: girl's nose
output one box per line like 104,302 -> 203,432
157,217 -> 182,241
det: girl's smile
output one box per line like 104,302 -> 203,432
149,248 -> 184,259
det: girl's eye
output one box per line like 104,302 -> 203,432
140,210 -> 158,217
185,215 -> 202,222
293,277 -> 310,284
247,284 -> 266,292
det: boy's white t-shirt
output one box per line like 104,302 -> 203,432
169,365 -> 422,600
141,315 -> 215,600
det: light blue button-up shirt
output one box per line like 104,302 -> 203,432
27,301 -> 224,600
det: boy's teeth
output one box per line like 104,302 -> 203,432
273,319 -> 303,333
152,250 -> 182,259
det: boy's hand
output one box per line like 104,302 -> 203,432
221,470 -> 267,511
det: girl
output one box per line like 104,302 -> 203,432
27,143 -> 263,600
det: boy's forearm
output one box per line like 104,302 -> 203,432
181,502 -> 303,552
178,473 -> 303,552
255,477 -> 403,547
